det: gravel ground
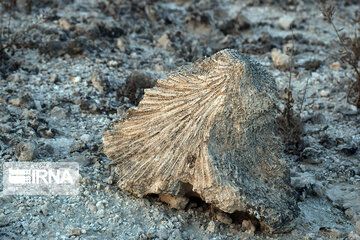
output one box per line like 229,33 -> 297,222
0,0 -> 360,239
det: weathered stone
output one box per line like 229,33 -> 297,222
242,220 -> 256,235
103,49 -> 299,232
271,48 -> 291,69
15,140 -> 38,161
159,194 -> 189,210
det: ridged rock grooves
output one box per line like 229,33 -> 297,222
103,49 -> 299,232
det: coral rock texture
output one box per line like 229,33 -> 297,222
103,49 -> 299,232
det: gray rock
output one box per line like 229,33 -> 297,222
0,214 -> 10,227
355,221 -> 360,235
50,106 -> 68,119
15,140 -> 38,161
278,15 -> 295,30
67,228 -> 81,237
158,228 -> 169,240
171,229 -> 183,240
8,93 -> 35,109
299,147 -> 322,164
91,73 -> 109,93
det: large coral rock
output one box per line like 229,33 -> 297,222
103,49 -> 299,232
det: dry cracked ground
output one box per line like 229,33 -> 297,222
0,0 -> 360,239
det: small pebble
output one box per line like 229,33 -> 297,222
271,49 -> 290,69
331,61 -> 341,70
320,90 -> 329,97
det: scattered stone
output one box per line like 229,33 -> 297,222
0,214 -> 10,227
184,11 -> 212,35
70,76 -> 81,83
157,33 -> 172,50
68,152 -> 91,167
355,221 -> 360,235
15,140 -> 38,161
39,202 -> 51,216
59,18 -> 72,31
67,228 -> 81,237
241,220 -> 255,235
302,59 -> 322,71
158,228 -> 169,240
299,147 -> 322,164
218,15 -> 250,35
331,62 -> 341,70
6,72 -> 28,82
278,15 -> 295,30
206,221 -> 216,233
107,60 -> 119,67
319,227 -> 341,238
122,71 -> 156,105
215,211 -> 232,224
80,134 -> 93,143
336,144 -> 358,156
291,173 -> 316,198
9,93 -> 35,108
159,194 -> 189,210
283,42 -> 294,55
116,38 -> 126,52
171,229 -> 183,240
50,106 -> 68,119
91,73 -> 109,93
49,74 -> 59,83
335,104 -> 358,116
320,90 -> 330,97
271,48 -> 291,69
307,112 -> 326,124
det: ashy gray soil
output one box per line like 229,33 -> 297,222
0,0 -> 360,239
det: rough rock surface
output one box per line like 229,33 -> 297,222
103,49 -> 299,232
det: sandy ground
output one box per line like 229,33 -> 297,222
0,0 -> 360,239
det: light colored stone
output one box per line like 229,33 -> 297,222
271,48 -> 291,69
107,60 -> 118,67
103,49 -> 299,232
355,221 -> 360,235
283,43 -> 294,55
67,228 -> 81,237
116,38 -> 126,52
242,220 -> 255,235
59,18 -> 72,31
206,221 -> 216,233
50,106 -> 67,119
70,76 -> 81,83
278,15 -> 295,30
157,33 -> 172,50
331,61 -> 341,70
215,211 -> 232,224
91,73 -> 108,93
320,90 -> 330,97
159,194 -> 189,210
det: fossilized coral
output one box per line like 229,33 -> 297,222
103,49 -> 299,232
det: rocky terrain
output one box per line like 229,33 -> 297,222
0,0 -> 359,239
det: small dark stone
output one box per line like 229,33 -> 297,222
122,71 -> 156,105
319,135 -> 338,149
337,144 -> 358,156
302,59 -> 323,71
218,15 -> 250,35
299,147 -> 322,164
